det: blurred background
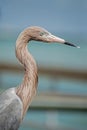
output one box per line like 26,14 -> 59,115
0,0 -> 87,130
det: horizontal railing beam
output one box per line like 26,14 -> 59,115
30,92 -> 87,111
0,63 -> 87,81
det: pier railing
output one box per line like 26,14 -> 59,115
0,63 -> 87,110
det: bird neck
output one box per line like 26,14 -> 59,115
16,30 -> 38,118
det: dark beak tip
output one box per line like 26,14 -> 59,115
64,42 -> 80,48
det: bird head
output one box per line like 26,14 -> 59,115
26,26 -> 80,48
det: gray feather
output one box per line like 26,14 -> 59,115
0,88 -> 23,130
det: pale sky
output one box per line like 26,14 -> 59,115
0,0 -> 87,32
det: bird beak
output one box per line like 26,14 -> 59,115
47,34 -> 80,48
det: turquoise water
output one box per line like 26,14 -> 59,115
0,32 -> 87,129
19,110 -> 87,130
0,42 -> 86,70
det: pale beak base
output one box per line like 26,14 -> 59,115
48,34 -> 80,48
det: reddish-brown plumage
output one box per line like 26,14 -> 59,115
15,26 -> 78,119
16,32 -> 38,117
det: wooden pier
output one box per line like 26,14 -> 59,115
0,63 -> 87,110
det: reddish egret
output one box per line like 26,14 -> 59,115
0,26 -> 79,130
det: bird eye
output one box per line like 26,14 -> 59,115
40,32 -> 49,37
40,32 -> 45,36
